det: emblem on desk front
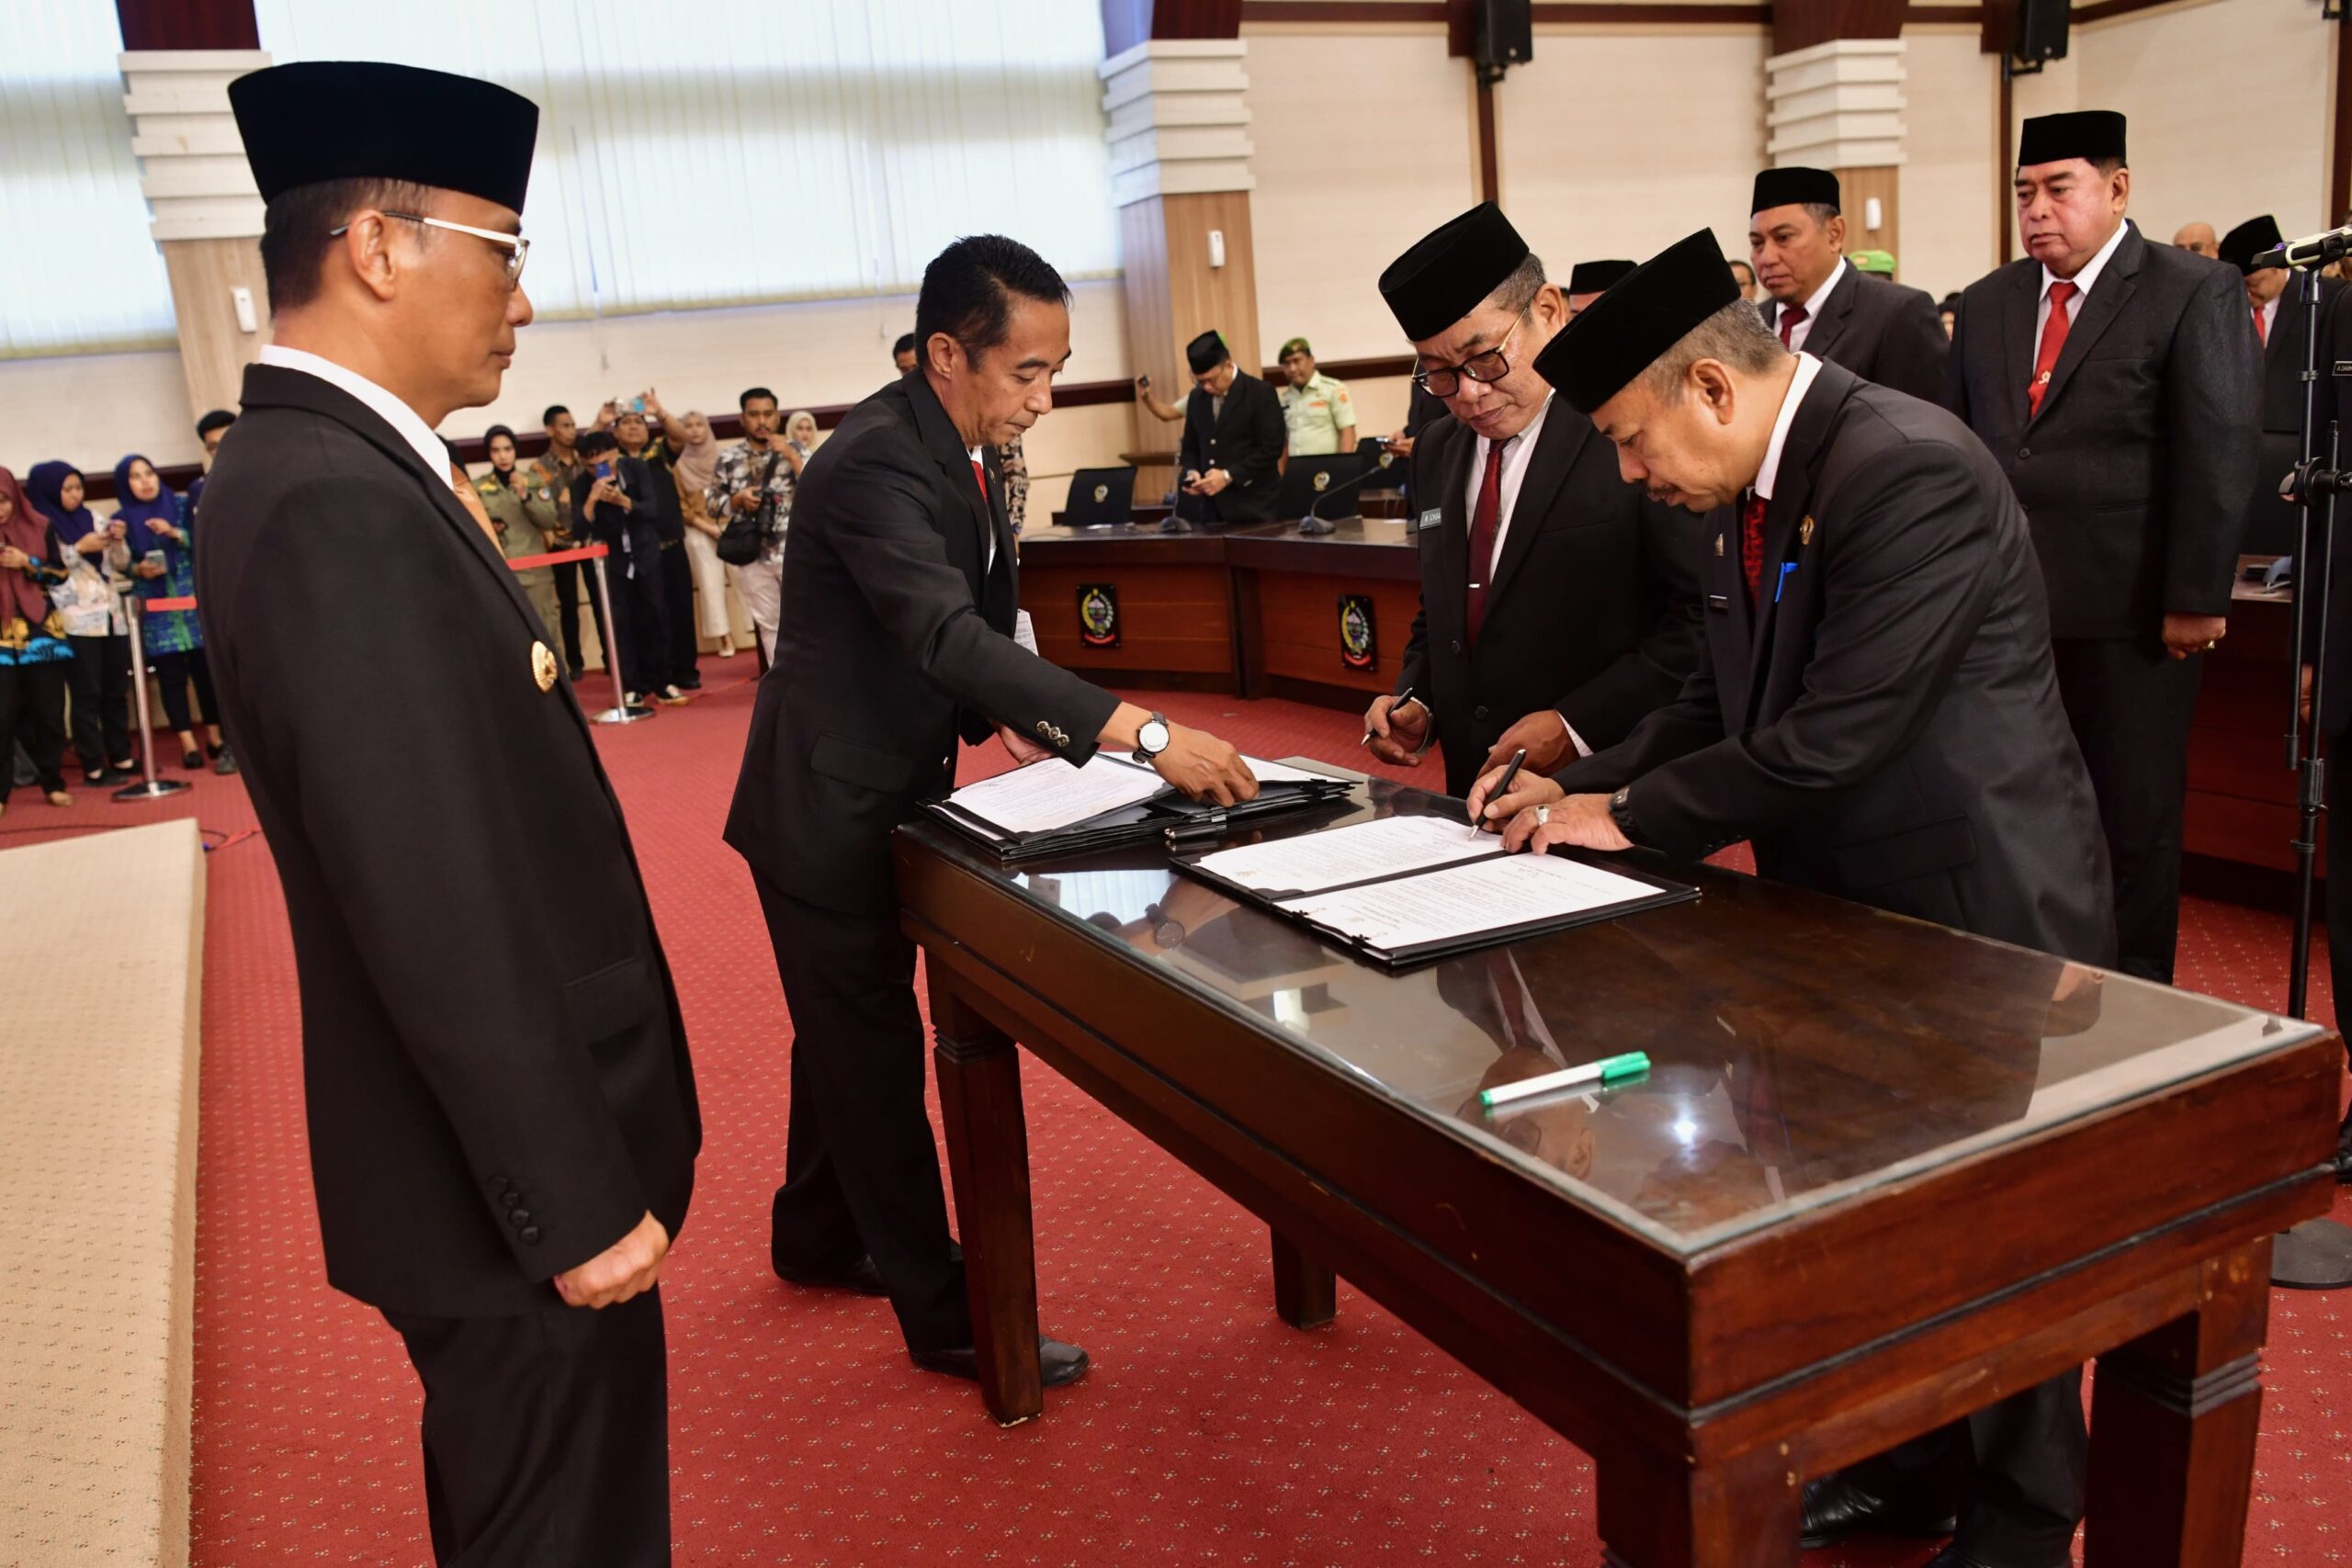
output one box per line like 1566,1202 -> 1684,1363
1092,483 -> 1109,503
1078,583 -> 1121,649
1313,470 -> 1332,492
1340,592 -> 1376,671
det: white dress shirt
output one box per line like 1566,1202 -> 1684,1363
1755,351 -> 1826,503
2258,294 -> 2280,345
2035,219 -> 2132,342
257,344 -> 461,495
966,445 -> 998,571
1781,258 -> 1846,354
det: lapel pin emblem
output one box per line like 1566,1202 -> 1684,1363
1713,534 -> 1725,558
1799,516 -> 1815,547
531,640 -> 559,693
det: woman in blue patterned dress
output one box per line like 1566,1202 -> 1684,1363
0,468 -> 75,812
114,454 -> 234,774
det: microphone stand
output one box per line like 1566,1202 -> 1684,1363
2269,231 -> 2352,1289
1295,453 -> 1399,537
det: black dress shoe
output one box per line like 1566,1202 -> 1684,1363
774,1254 -> 888,1295
1923,1546 -> 2071,1568
1801,1474 -> 1957,1550
911,1336 -> 1090,1388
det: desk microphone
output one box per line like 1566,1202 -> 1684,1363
2251,223 -> 2352,272
1297,455 -> 1399,536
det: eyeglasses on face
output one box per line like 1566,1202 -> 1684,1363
328,210 -> 530,288
1413,310 -> 1531,397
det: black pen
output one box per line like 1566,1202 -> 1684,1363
1363,686 -> 1417,748
1474,747 -> 1528,840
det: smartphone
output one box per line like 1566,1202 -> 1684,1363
630,396 -> 646,414
1136,374 -> 1152,391
142,549 -> 167,572
594,459 -> 615,482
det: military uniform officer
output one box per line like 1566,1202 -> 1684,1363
1275,336 -> 1358,457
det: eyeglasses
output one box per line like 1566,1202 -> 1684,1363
329,210 -> 530,288
1413,311 -> 1530,397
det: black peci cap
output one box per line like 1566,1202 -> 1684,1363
1566,259 -> 1635,295
2220,215 -> 2283,274
1532,229 -> 1743,417
1379,202 -> 1531,341
2016,110 -> 2127,170
1751,165 -> 1840,215
1185,331 -> 1229,375
231,62 -> 539,213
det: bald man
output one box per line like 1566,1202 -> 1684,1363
2172,220 -> 2220,259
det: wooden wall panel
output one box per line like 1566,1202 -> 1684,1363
1832,165 -> 1902,279
159,237 -> 271,422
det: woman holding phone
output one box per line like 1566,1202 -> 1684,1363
115,454 -> 233,774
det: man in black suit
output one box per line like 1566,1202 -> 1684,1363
1362,202 -> 1703,798
2228,214 -> 2341,555
1174,329 -> 1285,525
571,427 -> 678,705
197,64 -> 699,1568
1949,110 -> 2262,983
1750,166 -> 1948,402
1475,230 -> 2113,1568
726,236 -> 1257,1386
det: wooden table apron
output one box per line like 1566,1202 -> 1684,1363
892,829 -> 2338,1567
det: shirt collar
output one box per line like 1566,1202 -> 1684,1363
1754,352 -> 1825,502
1797,257 -> 1846,321
258,344 -> 454,488
2041,218 -> 2131,302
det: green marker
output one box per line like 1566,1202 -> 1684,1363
1479,1051 -> 1650,1111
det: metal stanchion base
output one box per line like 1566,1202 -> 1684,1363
2272,1218 -> 2352,1289
591,702 -> 654,726
113,776 -> 192,802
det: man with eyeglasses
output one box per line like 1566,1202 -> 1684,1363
1363,201 -> 1705,799
195,62 -> 699,1568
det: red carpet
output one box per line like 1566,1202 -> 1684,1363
15,674 -> 2347,1565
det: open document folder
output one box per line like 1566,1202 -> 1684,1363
1174,812 -> 1697,968
924,754 -> 1352,863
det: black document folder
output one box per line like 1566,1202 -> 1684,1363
924,757 -> 1353,864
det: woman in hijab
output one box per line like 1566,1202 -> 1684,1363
24,461 -> 135,784
115,455 -> 233,774
672,410 -> 738,659
784,410 -> 820,457
0,468 -> 75,812
470,424 -> 563,637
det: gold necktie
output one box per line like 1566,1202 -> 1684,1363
449,463 -> 502,549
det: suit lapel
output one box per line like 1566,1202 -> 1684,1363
907,376 -> 992,581
2000,264 -> 2039,430
1804,265 -> 1860,363
1439,421 -> 1477,626
2032,225 -> 2143,425
1744,363 -> 1847,716
1483,400 -> 1590,614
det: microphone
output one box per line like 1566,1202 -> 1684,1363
1297,453 -> 1400,536
2251,224 -> 2352,272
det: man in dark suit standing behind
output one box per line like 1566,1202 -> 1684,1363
1475,230 -> 2111,1568
2227,213 -> 2341,555
1175,329 -> 1286,525
1363,202 -> 1704,798
1750,166 -> 1948,402
1949,111 -> 2261,982
197,63 -> 699,1567
727,236 -> 1257,1386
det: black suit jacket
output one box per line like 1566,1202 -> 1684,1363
2248,276 -> 2346,555
1558,361 -> 2114,964
725,373 -> 1121,913
194,364 -> 701,1317
1948,222 -> 2262,639
571,455 -> 665,576
1760,264 -> 1949,403
1397,402 -> 1706,797
1177,370 -> 1285,522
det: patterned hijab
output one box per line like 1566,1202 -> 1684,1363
0,468 -> 53,625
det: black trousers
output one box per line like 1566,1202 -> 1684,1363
1844,1371 -> 2086,1562
380,1289 -> 670,1568
151,647 -> 219,735
605,545 -> 671,699
2052,636 -> 2203,983
66,632 -> 131,774
752,872 -> 969,1353
660,542 -> 698,687
0,660 -> 69,797
551,557 -> 605,678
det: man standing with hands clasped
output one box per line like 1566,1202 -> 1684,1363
728,235 -> 1256,1389
196,62 -> 699,1567
1470,230 -> 2110,1568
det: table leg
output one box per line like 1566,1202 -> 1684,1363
1270,1229 -> 1337,1329
929,976 -> 1044,1427
1596,1442 -> 1801,1568
2084,1238 -> 2271,1567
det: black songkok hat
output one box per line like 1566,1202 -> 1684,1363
1751,165 -> 1840,215
1567,259 -> 1635,295
1532,229 -> 1742,417
231,62 -> 539,213
2016,110 -> 2127,170
1185,331 -> 1229,375
2220,215 -> 2283,274
1379,202 -> 1531,341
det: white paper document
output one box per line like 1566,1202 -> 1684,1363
1276,852 -> 1663,953
1241,756 -> 1342,786
1193,812 -> 1498,896
944,754 -> 1164,835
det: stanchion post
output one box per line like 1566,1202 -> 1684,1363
588,548 -> 650,726
113,589 -> 188,802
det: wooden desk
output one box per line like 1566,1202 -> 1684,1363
2186,562 -> 2304,876
1015,525 -> 1238,692
1224,518 -> 1420,709
895,774 -> 2338,1567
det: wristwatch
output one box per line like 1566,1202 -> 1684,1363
1133,711 -> 1171,766
1608,785 -> 1644,846
1145,902 -> 1187,948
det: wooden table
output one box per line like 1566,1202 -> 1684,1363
894,772 -> 2339,1566
1015,524 -> 1238,692
2186,560 -> 2304,877
1224,517 -> 1419,708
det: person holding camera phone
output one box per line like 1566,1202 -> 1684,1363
571,429 -> 678,705
704,386 -> 800,663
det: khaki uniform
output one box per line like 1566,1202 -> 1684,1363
1280,370 -> 1356,456
473,467 -> 562,637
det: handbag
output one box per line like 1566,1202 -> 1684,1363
717,449 -> 784,567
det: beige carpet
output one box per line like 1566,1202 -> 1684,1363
0,819 -> 203,1568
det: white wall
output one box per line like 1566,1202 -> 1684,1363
1899,27 -> 2002,299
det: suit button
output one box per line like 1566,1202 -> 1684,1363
1474,705 -> 1489,720
520,1226 -> 543,1245
487,1174 -> 507,1190
2018,446 -> 2030,459
1451,639 -> 1464,654
502,1190 -> 522,1209
508,1209 -> 531,1226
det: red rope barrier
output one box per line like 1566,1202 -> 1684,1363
143,595 -> 198,612
503,544 -> 610,570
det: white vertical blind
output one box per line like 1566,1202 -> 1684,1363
0,0 -> 178,357
249,0 -> 1120,322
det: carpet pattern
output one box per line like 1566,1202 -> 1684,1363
12,677 -> 2346,1566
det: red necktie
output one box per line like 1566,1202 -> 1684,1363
1465,437 -> 1506,646
2253,305 -> 2268,345
1776,303 -> 1807,350
1741,491 -> 1768,604
971,457 -> 989,503
2028,280 -> 2078,418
